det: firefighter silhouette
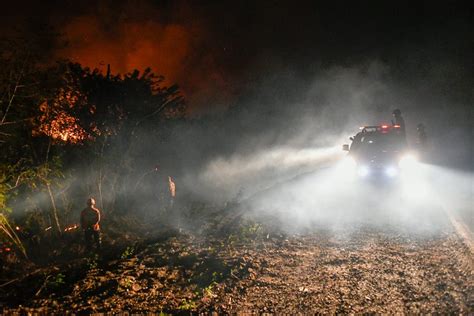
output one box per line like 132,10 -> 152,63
80,198 -> 101,250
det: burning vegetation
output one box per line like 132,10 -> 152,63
32,65 -> 185,145
35,99 -> 89,144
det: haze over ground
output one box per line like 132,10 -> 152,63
2,0 -> 471,229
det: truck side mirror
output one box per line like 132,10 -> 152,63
349,137 -> 354,141
342,144 -> 350,151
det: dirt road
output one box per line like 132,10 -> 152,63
2,213 -> 472,314
204,161 -> 473,313
213,224 -> 472,314
2,169 -> 472,315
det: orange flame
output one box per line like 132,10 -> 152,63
64,224 -> 79,232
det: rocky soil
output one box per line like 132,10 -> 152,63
1,212 -> 472,314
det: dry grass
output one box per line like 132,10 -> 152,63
0,213 -> 27,258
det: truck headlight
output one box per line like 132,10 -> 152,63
385,166 -> 398,177
357,165 -> 370,177
399,154 -> 418,169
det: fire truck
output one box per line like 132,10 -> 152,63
342,125 -> 417,179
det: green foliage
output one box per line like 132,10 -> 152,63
178,298 -> 197,310
121,246 -> 135,259
0,179 -> 10,213
203,281 -> 218,298
86,253 -> 99,270
4,157 -> 65,191
46,273 -> 66,290
225,221 -> 265,246
240,222 -> 263,239
119,276 -> 133,290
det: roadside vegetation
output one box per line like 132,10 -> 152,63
0,32 -> 185,276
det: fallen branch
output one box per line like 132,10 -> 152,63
35,275 -> 51,297
0,268 -> 43,288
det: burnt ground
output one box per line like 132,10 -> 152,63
0,204 -> 472,314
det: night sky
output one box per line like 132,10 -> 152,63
1,1 -> 472,111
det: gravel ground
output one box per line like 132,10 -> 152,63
2,218 -> 472,314
215,227 -> 473,314
4,223 -> 474,314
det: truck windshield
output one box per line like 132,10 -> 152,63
352,132 -> 405,153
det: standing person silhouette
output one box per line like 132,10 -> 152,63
80,198 -> 101,251
392,109 -> 407,147
391,109 -> 405,134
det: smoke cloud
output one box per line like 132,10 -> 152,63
154,59 -> 471,236
5,1 -> 472,235
55,1 -> 233,113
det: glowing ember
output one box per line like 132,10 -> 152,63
34,100 -> 89,144
64,224 -> 79,232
